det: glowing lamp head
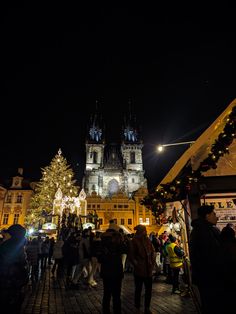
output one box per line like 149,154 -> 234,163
157,145 -> 164,152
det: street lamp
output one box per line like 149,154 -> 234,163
157,141 -> 195,153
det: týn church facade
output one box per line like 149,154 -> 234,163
82,109 -> 158,233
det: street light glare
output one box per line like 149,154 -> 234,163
157,145 -> 164,152
157,141 -> 195,153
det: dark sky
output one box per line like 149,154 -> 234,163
1,3 -> 236,190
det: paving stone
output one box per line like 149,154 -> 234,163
21,269 -> 198,314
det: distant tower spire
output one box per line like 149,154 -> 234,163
87,101 -> 104,143
122,100 -> 140,143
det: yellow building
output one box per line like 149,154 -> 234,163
86,186 -> 159,234
0,168 -> 33,230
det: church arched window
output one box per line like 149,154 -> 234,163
93,151 -> 98,164
108,179 -> 119,196
130,152 -> 135,163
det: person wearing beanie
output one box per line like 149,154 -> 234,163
189,205 -> 227,313
0,224 -> 28,313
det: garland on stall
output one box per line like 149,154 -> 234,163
141,105 -> 236,224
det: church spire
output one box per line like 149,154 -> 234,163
122,99 -> 141,143
87,100 -> 105,143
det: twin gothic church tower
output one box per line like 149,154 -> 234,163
82,108 -> 147,198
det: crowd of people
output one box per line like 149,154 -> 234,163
0,208 -> 236,314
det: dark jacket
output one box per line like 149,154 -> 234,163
0,237 -> 28,289
129,234 -> 155,277
97,229 -> 124,279
189,218 -> 225,286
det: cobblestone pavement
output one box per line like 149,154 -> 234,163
21,269 -> 198,314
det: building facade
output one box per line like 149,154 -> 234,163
83,110 -> 158,233
0,168 -> 33,230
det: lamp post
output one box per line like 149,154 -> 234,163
157,141 -> 195,153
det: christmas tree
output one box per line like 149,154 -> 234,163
27,149 -> 79,227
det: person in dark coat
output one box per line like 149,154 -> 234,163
220,224 -> 236,312
26,238 -> 39,282
189,205 -> 226,314
128,225 -> 155,314
97,228 -> 125,314
0,224 -> 29,313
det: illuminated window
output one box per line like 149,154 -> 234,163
139,217 -> 143,224
6,194 -> 12,203
16,194 -> 22,203
14,213 -> 20,224
3,214 -> 9,225
108,179 -> 119,196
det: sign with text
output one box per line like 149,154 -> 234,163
201,194 -> 236,231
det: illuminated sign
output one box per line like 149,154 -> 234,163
82,222 -> 95,229
201,193 -> 236,231
42,223 -> 57,230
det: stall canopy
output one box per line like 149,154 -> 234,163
158,98 -> 236,189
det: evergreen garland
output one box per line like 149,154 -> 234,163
141,105 -> 236,222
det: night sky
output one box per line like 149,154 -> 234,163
1,3 -> 236,190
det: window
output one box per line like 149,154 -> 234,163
3,214 -> 9,225
93,151 -> 98,163
6,194 -> 12,203
128,218 -> 132,225
92,205 -> 96,208
130,152 -> 135,163
139,217 -> 143,224
113,219 -> 117,224
132,178 -> 135,183
118,205 -> 122,208
114,205 -> 117,208
87,205 -> 91,209
16,194 -> 22,203
121,218 -> 125,225
124,205 -> 128,208
146,218 -> 150,225
97,204 -> 100,208
14,213 -> 20,224
108,179 -> 119,196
